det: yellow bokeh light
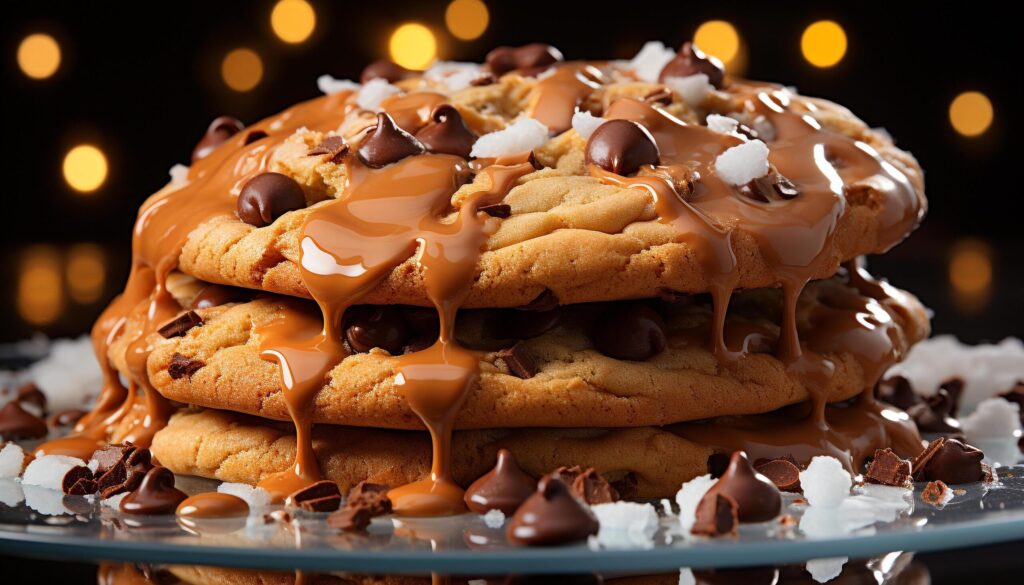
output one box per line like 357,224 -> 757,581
389,23 -> 436,70
949,238 -> 993,313
221,48 -> 264,92
67,243 -> 106,304
18,247 -> 63,325
271,0 -> 316,44
801,20 -> 848,68
17,33 -> 61,79
949,91 -> 994,137
445,0 -> 489,41
694,20 -> 740,67
63,145 -> 108,193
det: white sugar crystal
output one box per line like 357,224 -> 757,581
218,482 -> 272,511
21,454 -> 87,490
806,557 -> 848,583
470,117 -> 549,158
0,479 -> 24,507
706,114 -> 739,135
0,443 -> 26,479
663,74 -> 712,107
317,74 -> 360,96
103,491 -> 128,509
628,41 -> 677,83
799,456 -> 852,508
356,78 -> 403,111
571,111 -> 606,139
660,498 -> 675,516
592,501 -> 659,535
27,336 -> 102,413
483,508 -> 505,528
425,61 -> 481,92
674,473 -> 716,530
715,139 -> 770,186
168,164 -> 190,186
962,398 -> 1021,440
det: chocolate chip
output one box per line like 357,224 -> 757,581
120,466 -> 187,515
415,104 -> 477,158
506,478 -> 599,546
571,468 -> 618,505
465,449 -> 536,515
590,303 -> 667,361
479,203 -> 511,218
939,377 -> 965,417
168,353 -> 204,380
66,477 -> 98,496
90,443 -> 136,474
344,306 -> 408,355
753,457 -> 802,492
877,375 -> 920,411
328,505 -> 373,532
400,306 -> 440,353
346,481 -> 392,516
307,135 -> 348,163
289,480 -> 342,512
864,448 -> 912,487
912,437 -> 985,484
585,120 -> 660,176
691,493 -> 738,537
192,116 -> 244,162
190,285 -> 251,309
705,452 -> 782,523
47,408 -> 87,428
521,289 -> 559,312
237,172 -> 307,228
97,445 -> 154,499
16,382 -> 46,412
542,465 -> 583,489
157,310 -> 203,339
496,342 -> 538,379
0,401 -> 48,440
907,387 -> 961,433
61,465 -> 94,495
501,307 -> 560,340
357,112 -> 425,168
484,43 -> 563,77
659,42 -> 725,88
360,59 -> 415,84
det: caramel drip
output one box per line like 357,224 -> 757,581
528,65 -> 603,134
381,91 -> 448,133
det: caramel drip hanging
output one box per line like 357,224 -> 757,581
528,65 -> 603,134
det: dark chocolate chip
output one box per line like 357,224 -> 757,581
610,472 -> 639,501
190,285 -> 251,309
585,119 -> 660,176
590,302 -> 667,361
864,448 -> 912,487
506,478 -> 599,546
307,135 -> 349,163
705,452 -> 782,523
691,493 -> 738,537
501,306 -> 560,340
97,445 -> 154,499
157,310 -> 203,338
0,401 -> 48,440
61,465 -> 95,495
907,387 -> 961,433
400,306 -> 440,354
357,113 -> 425,168
66,477 -> 98,496
237,172 -> 307,227
659,42 -> 725,88
496,342 -> 538,379
753,457 -> 802,492
939,377 -> 965,417
289,480 -> 342,512
465,449 -> 536,515
360,59 -> 416,84
47,408 -> 87,428
571,468 -> 619,505
168,353 -> 205,380
485,43 -> 563,77
16,382 -> 47,411
479,203 -> 511,218
90,443 -> 136,474
542,465 -> 583,489
192,116 -> 244,162
120,466 -> 187,515
912,437 -> 985,484
414,104 -> 477,159
344,306 -> 408,355
876,375 -> 920,411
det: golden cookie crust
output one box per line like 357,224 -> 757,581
118,278 -> 928,430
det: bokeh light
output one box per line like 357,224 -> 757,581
446,0 -> 489,41
801,20 -> 847,68
693,20 -> 740,68
17,33 -> 61,79
271,0 -> 316,44
949,91 -> 994,137
389,23 -> 437,70
18,246 -> 63,325
63,145 -> 108,193
949,238 -> 993,313
66,243 -> 106,304
222,48 -> 264,91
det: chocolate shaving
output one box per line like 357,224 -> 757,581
168,353 -> 205,380
864,448 -> 912,487
307,135 -> 349,163
571,468 -> 619,505
753,457 -> 802,492
61,465 -> 95,495
158,311 -> 203,339
496,342 -> 537,379
691,493 -> 738,537
346,481 -> 392,516
478,203 -> 511,218
289,480 -> 342,512
96,444 -> 154,498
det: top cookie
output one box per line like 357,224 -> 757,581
153,42 -> 925,308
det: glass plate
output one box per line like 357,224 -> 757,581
2,468 -> 1024,575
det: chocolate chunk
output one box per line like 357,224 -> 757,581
168,353 -> 205,380
90,443 -> 136,474
61,465 -> 95,495
939,377 -> 965,417
704,452 -> 782,523
360,59 -> 415,84
415,104 -> 477,159
157,310 -> 203,338
237,172 -> 307,227
610,472 -> 639,501
0,401 -> 48,440
506,478 -> 599,546
921,480 -> 950,507
912,437 -> 985,484
288,480 -> 342,512
346,481 -> 392,516
864,448 -> 912,487
120,466 -> 188,515
691,493 -> 738,537
907,387 -> 961,433
66,477 -> 98,496
479,203 -> 511,218
542,465 -> 583,489
998,381 -> 1024,425
659,42 -> 725,88
344,306 -> 408,355
328,505 -> 373,532
244,130 -> 268,145
357,112 -> 425,168
97,444 -> 154,498
192,116 -> 244,162
499,305 -> 560,341
400,306 -> 440,353
496,342 -> 538,379
753,457 -> 802,492
47,408 -> 87,428
590,303 -> 667,361
571,468 -> 619,505
16,382 -> 47,411
484,43 -> 563,77
190,284 -> 251,309
585,120 -> 660,176
465,448 -> 537,515
642,88 -> 673,105
877,375 -> 920,411
307,135 -> 348,163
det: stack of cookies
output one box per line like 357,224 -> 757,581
47,41 -> 931,513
